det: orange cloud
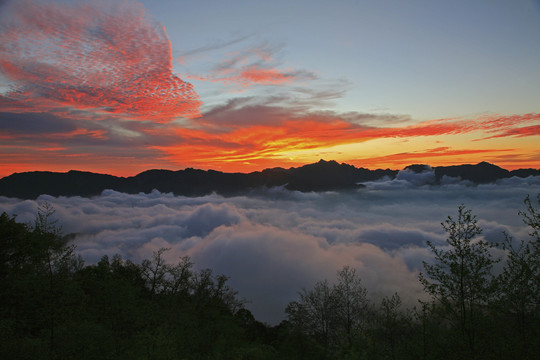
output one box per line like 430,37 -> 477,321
0,0 -> 201,121
350,147 -> 517,169
0,97 -> 538,177
151,109 -> 540,172
153,117 -> 368,165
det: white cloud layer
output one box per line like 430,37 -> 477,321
1,177 -> 539,324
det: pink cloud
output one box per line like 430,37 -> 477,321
0,0 -> 201,121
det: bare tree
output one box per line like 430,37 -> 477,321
333,266 -> 370,346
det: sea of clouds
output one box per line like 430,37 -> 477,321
2,169 -> 540,324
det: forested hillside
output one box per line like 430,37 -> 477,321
1,195 -> 539,359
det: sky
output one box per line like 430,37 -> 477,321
2,172 -> 540,323
0,0 -> 539,177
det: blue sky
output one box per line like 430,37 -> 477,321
146,0 -> 540,119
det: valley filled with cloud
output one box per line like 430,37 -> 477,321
2,170 -> 539,324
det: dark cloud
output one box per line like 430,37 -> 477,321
201,101 -> 292,128
0,112 -> 77,134
198,96 -> 410,130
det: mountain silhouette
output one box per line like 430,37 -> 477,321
0,160 -> 538,199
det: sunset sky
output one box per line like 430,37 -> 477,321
1,0 -> 539,177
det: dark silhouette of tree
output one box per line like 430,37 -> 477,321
286,279 -> 338,352
371,293 -> 412,360
497,194 -> 540,358
0,203 -> 82,359
285,266 -> 372,357
333,266 -> 370,347
419,204 -> 500,358
141,247 -> 170,297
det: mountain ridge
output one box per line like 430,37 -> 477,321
1,160 -> 539,199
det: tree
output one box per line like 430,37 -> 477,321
141,247 -> 171,297
0,211 -> 38,358
286,279 -> 338,352
333,266 -> 370,348
285,266 -> 371,357
1,210 -> 272,360
165,255 -> 194,297
32,201 -> 67,359
0,203 -> 82,359
373,293 -> 410,360
497,194 -> 540,358
419,204 -> 499,358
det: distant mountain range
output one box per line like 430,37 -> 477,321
1,160 -> 539,199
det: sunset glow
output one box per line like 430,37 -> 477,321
1,0 -> 539,177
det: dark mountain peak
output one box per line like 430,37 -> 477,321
0,170 -> 120,198
434,162 -> 510,184
137,169 -> 175,175
66,169 -> 106,175
295,159 -> 340,169
260,166 -> 287,174
510,168 -> 540,178
285,160 -> 366,191
295,159 -> 357,172
476,161 -> 503,169
318,158 -> 337,165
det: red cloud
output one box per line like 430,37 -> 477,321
232,65 -> 295,86
0,0 -> 200,121
474,114 -> 540,140
183,42 -> 314,89
494,124 -> 540,138
382,113 -> 540,139
185,66 -> 299,89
